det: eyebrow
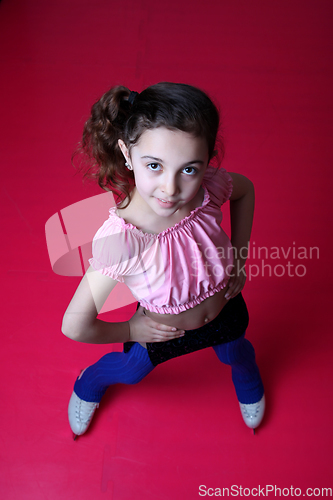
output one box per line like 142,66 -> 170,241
141,155 -> 205,166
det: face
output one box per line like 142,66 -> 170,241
118,127 -> 209,218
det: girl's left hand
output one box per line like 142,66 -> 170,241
224,260 -> 247,300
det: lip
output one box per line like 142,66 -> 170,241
155,197 -> 177,209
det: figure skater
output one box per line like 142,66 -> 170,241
62,82 -> 265,438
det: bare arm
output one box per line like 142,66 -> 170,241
62,266 -> 185,344
61,266 -> 129,343
225,172 -> 255,299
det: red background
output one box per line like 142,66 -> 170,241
0,0 -> 332,498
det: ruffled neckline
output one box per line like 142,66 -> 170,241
110,184 -> 211,239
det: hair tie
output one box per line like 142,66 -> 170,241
128,91 -> 139,106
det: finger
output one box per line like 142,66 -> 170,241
224,282 -> 235,300
155,328 -> 185,338
151,329 -> 185,341
228,281 -> 245,299
164,329 -> 185,338
228,288 -> 240,299
152,333 -> 185,342
225,279 -> 242,299
151,321 -> 183,333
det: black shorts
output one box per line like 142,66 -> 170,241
123,293 -> 249,367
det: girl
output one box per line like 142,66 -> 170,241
62,82 -> 265,438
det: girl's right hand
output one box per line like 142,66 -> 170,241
128,305 -> 185,343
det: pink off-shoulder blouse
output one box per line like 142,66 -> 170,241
89,166 -> 234,314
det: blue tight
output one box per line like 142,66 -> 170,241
74,342 -> 154,403
212,334 -> 264,404
74,334 -> 264,405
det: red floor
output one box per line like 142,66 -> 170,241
1,0 -> 332,498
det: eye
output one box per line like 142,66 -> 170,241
183,166 -> 197,175
147,163 -> 162,171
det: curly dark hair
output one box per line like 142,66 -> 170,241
73,82 -> 223,206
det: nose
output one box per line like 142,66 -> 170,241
160,173 -> 179,198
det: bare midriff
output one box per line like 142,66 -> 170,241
139,286 -> 230,349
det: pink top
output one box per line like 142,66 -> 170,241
89,166 -> 234,314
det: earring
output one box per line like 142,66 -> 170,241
125,162 -> 133,171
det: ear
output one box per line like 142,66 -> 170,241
118,139 -> 130,163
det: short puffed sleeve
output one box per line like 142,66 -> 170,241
202,166 -> 233,207
88,214 -> 142,282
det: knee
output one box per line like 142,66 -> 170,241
213,343 -> 231,365
227,337 -> 256,366
125,374 -> 145,385
213,335 -> 254,365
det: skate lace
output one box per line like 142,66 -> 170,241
241,402 -> 260,418
76,399 -> 99,423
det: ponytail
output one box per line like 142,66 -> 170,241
73,85 -> 135,205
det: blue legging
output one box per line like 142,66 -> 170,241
74,334 -> 264,405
